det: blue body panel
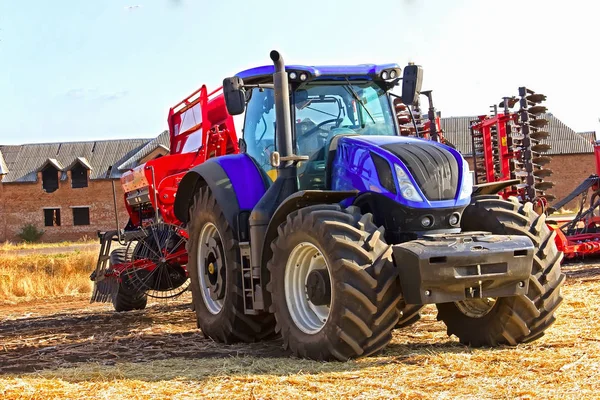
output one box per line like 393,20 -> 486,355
236,64 -> 400,81
214,154 -> 268,210
331,136 -> 470,209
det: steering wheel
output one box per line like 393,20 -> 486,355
301,118 -> 343,137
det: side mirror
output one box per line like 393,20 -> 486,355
401,64 -> 423,106
223,76 -> 246,115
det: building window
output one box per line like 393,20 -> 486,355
43,208 -> 61,227
72,207 -> 90,226
42,166 -> 59,193
71,164 -> 88,188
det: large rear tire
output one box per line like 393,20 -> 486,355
436,195 -> 565,346
187,187 -> 276,343
111,248 -> 148,312
267,204 -> 401,360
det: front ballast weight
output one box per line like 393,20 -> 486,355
393,232 -> 534,305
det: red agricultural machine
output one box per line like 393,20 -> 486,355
546,143 -> 600,260
461,88 -> 600,261
90,85 -> 240,311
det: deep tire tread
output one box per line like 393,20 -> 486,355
267,205 -> 401,360
187,188 -> 276,344
436,195 -> 564,346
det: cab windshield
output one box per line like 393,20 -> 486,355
293,81 -> 396,157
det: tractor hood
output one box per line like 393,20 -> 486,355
331,135 -> 472,208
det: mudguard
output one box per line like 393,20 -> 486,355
174,154 -> 269,234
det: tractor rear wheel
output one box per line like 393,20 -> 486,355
187,187 -> 276,343
111,248 -> 148,312
267,205 -> 401,360
436,195 -> 565,346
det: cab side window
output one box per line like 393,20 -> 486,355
243,88 -> 276,176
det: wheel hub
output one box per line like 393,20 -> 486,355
284,242 -> 332,335
198,222 -> 227,315
306,269 -> 331,306
203,237 -> 226,301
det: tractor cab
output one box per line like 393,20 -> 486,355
232,64 -> 404,189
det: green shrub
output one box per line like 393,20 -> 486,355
17,224 -> 45,243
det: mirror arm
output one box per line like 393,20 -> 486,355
390,93 -> 420,138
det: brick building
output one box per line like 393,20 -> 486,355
441,114 -> 597,208
0,132 -> 169,242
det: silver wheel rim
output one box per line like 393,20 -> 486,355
284,242 -> 332,335
455,298 -> 497,318
197,222 -> 224,315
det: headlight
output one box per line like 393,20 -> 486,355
394,164 -> 424,202
289,71 -> 297,80
458,161 -> 473,200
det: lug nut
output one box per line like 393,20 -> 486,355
519,281 -> 525,288
425,290 -> 432,296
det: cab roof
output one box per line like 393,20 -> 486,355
235,64 -> 400,84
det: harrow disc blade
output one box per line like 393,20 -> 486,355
516,183 -> 528,189
529,118 -> 549,128
526,93 -> 547,103
528,105 -> 547,115
514,170 -> 529,177
511,133 -> 525,140
533,169 -> 553,178
531,143 -> 551,152
542,194 -> 556,202
532,156 -> 552,165
499,97 -> 519,108
530,130 -> 550,140
535,181 -> 554,190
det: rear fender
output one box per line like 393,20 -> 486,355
174,154 -> 269,239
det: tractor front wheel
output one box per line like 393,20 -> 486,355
187,187 -> 275,343
267,205 -> 401,360
436,195 -> 565,346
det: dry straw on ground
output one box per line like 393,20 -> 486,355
0,239 -> 96,252
0,264 -> 599,399
0,251 -> 95,303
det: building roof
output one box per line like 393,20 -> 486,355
441,113 -> 595,156
577,131 -> 597,144
0,138 -> 153,183
118,131 -> 170,172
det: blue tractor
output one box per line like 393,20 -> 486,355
173,51 -> 564,360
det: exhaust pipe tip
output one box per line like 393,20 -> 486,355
270,50 -> 285,71
270,50 -> 281,62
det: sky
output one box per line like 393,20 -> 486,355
0,0 -> 598,145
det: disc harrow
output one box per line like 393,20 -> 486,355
469,86 -> 555,206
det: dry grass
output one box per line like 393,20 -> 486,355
0,251 -> 95,303
0,239 -> 96,252
0,268 -> 599,399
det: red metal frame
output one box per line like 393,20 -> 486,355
121,85 -> 239,226
108,86 -> 240,284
